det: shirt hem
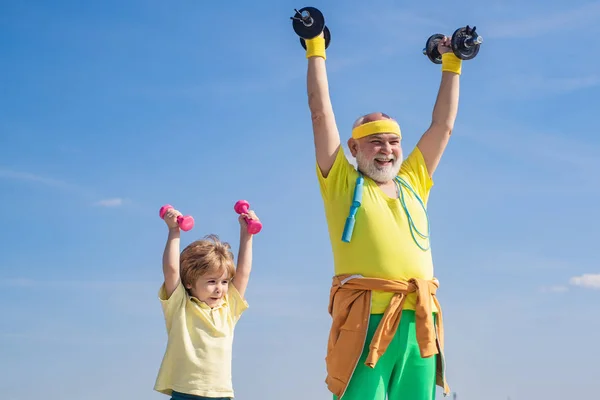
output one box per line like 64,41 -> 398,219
154,385 -> 234,398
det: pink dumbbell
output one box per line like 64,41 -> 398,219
159,204 -> 195,232
234,200 -> 262,234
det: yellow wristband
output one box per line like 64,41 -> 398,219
441,52 -> 462,75
305,36 -> 326,60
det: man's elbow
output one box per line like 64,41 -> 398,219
308,90 -> 329,115
429,121 -> 454,136
311,110 -> 328,126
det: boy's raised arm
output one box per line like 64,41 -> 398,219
162,209 -> 183,298
232,210 -> 260,299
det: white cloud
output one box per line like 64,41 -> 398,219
487,2 -> 600,39
500,74 -> 600,98
0,167 -> 74,190
1,167 -> 129,209
356,9 -> 438,28
0,278 -> 153,290
0,278 -> 37,288
460,125 -> 600,176
550,75 -> 600,91
539,285 -> 569,293
569,273 -> 600,290
93,198 -> 124,207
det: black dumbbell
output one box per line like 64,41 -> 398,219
423,33 -> 445,64
423,25 -> 483,64
290,6 -> 331,50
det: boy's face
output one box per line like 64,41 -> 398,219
186,268 -> 231,308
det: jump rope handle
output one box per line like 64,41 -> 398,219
234,200 -> 262,234
159,204 -> 195,232
342,176 -> 364,243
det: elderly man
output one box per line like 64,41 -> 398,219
304,30 -> 462,400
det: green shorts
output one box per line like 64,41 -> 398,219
334,310 -> 437,400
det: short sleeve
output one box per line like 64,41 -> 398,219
399,147 -> 434,204
316,145 -> 356,201
158,281 -> 187,332
226,283 -> 249,323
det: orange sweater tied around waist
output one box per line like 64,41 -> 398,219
325,274 -> 450,398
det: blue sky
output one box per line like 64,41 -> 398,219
1,0 -> 599,399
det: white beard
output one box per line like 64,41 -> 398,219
356,149 -> 402,183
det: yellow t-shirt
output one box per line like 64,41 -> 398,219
317,145 -> 436,314
154,281 -> 248,398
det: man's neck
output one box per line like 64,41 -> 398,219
377,179 -> 398,198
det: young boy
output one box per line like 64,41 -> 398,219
153,206 -> 259,400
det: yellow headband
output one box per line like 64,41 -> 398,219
351,119 -> 402,140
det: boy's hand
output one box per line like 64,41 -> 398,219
239,210 -> 259,237
163,208 -> 182,230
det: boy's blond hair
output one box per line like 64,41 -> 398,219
180,234 -> 236,289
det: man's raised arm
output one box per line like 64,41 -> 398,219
417,37 -> 462,178
305,34 -> 341,178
